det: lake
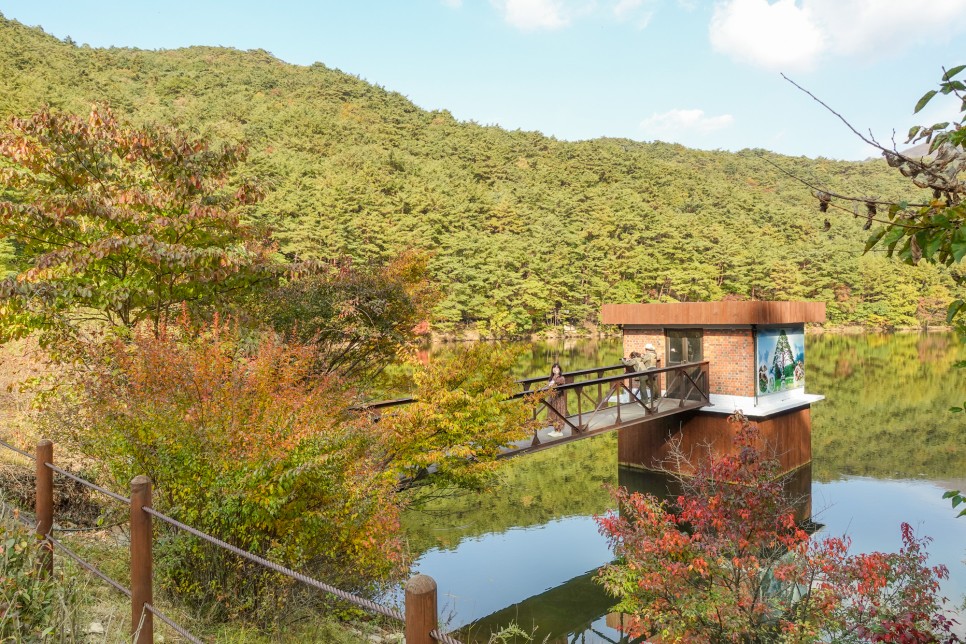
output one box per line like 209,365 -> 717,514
399,333 -> 966,643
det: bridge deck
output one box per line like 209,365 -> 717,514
498,395 -> 707,458
358,360 -> 712,462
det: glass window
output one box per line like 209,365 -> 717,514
666,329 -> 703,365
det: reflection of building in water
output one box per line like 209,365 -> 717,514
459,466 -> 817,644
618,464 -> 815,525
460,568 -> 647,644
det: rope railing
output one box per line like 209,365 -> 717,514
145,604 -> 204,644
143,504 -> 466,643
141,506 -> 405,621
0,440 -> 201,643
0,438 -> 463,644
431,628 -> 466,644
45,461 -> 131,505
46,533 -> 132,598
0,437 -> 34,460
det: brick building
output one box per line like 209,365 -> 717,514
600,301 -> 826,474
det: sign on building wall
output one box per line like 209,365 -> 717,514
755,325 -> 805,396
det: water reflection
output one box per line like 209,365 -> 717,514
401,334 -> 966,642
463,570 -> 642,644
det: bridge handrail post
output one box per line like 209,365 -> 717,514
405,574 -> 438,644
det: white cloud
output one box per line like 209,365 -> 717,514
613,0 -> 657,28
709,0 -> 825,71
493,0 -> 661,31
614,0 -> 643,18
492,0 -> 572,30
812,0 -> 966,57
640,108 -> 735,140
710,0 -> 966,70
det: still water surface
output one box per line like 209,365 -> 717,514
400,334 -> 966,642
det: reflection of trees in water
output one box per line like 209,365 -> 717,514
402,334 -> 966,553
402,434 -> 619,555
401,335 -> 965,643
809,333 -> 966,480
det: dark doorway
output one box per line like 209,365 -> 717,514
665,329 -> 703,398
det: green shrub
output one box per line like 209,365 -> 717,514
0,503 -> 82,641
40,318 -> 531,624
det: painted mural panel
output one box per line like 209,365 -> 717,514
756,326 -> 805,396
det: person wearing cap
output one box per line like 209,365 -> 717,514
641,344 -> 658,369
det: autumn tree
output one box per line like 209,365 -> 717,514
0,104 -> 292,344
251,250 -> 438,379
38,315 -> 532,619
377,342 -> 534,492
596,414 -> 960,643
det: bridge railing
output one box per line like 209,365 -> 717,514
355,362 -> 711,437
509,361 -> 711,444
515,363 -> 629,392
356,363 -> 634,414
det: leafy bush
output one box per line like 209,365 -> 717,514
43,318 -> 404,620
596,413 -> 960,643
40,316 -> 532,622
378,342 -> 534,492
0,503 -> 81,641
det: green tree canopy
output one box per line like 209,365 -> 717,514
0,104 -> 293,344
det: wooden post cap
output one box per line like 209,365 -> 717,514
131,474 -> 151,489
405,574 -> 437,595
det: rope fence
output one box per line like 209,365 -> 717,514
0,436 -> 34,460
142,506 -> 405,622
146,604 -> 205,644
431,628 -> 466,644
0,438 -> 463,644
45,461 -> 131,505
46,533 -> 132,599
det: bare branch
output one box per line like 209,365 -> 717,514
781,74 -> 935,177
756,154 -> 930,229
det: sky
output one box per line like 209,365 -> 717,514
1,0 -> 965,160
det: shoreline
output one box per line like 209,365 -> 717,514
429,324 -> 955,343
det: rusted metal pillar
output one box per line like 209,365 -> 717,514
405,574 -> 438,644
35,439 -> 53,577
130,475 -> 153,644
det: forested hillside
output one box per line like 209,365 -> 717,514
0,14 -> 958,334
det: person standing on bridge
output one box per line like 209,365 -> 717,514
622,351 -> 646,403
547,362 -> 567,437
642,344 -> 659,407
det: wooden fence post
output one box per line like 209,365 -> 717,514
130,475 -> 153,644
35,439 -> 53,577
405,574 -> 438,644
